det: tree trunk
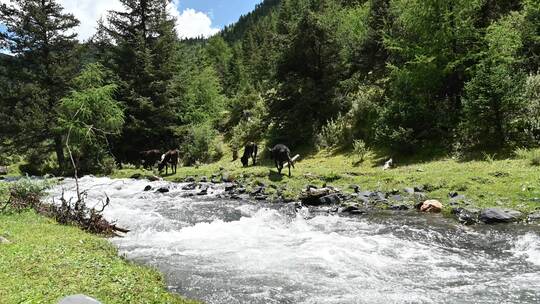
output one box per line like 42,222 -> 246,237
54,135 -> 65,173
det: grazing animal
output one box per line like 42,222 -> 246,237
158,150 -> 179,175
383,158 -> 393,170
268,144 -> 295,177
139,150 -> 162,169
241,142 -> 258,167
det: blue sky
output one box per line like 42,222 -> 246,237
0,0 -> 262,40
179,0 -> 263,28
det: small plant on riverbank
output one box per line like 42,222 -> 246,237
352,139 -> 370,164
0,178 -> 53,214
515,148 -> 540,166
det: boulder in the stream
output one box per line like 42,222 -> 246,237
199,176 -> 208,183
184,176 -> 196,183
156,187 -> 169,193
452,207 -> 479,225
419,200 -> 443,213
182,183 -> 197,191
527,212 -> 540,223
479,208 -> 523,224
143,185 -> 152,192
300,187 -> 339,206
224,183 -> 236,192
198,185 -> 209,196
58,295 -> 102,304
319,193 -> 341,205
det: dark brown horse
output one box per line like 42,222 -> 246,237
240,142 -> 258,167
139,149 -> 162,169
158,150 -> 179,175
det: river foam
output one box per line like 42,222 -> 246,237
47,177 -> 540,304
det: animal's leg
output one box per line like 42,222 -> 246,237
288,162 -> 291,177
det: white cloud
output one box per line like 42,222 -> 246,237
168,1 -> 220,39
0,0 -> 220,41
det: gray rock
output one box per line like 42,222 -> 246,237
143,185 -> 152,192
480,208 -> 523,224
224,183 -> 236,192
341,205 -> 360,213
0,236 -> 11,244
184,176 -> 196,183
155,187 -> 169,193
237,187 -> 246,194
198,185 -> 209,196
199,176 -> 208,183
318,193 -> 341,205
389,194 -> 404,202
254,195 -> 268,201
389,204 -> 409,211
403,188 -> 415,194
0,166 -> 8,175
58,295 -> 101,304
452,207 -> 479,225
182,183 -> 197,191
527,212 -> 540,223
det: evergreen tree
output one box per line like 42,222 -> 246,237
0,0 -> 79,171
105,0 -> 179,162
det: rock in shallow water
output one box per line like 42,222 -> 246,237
479,208 -> 523,224
452,207 -> 480,225
156,187 -> 169,193
528,212 -> 540,223
143,185 -> 152,192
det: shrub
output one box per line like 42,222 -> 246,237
179,123 -> 222,166
352,139 -> 370,163
1,177 -> 53,213
316,113 -> 352,150
515,148 -> 540,166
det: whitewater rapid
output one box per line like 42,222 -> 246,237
47,177 -> 540,304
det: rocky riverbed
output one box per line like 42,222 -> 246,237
46,176 -> 540,304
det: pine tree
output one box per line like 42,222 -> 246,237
105,0 -> 179,162
0,0 -> 79,171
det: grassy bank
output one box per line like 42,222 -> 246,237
114,148 -> 540,214
0,211 -> 199,304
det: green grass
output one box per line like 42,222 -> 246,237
113,148 -> 540,214
0,211 -> 199,304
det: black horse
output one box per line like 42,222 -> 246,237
139,149 -> 162,169
158,150 -> 179,175
241,142 -> 258,167
268,144 -> 295,177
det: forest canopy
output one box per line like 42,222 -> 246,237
1,0 -> 539,174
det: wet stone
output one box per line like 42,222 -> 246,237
143,185 -> 152,192
527,212 -> 540,223
403,188 -> 415,194
182,183 -> 197,191
224,183 -> 236,192
390,204 -> 409,211
156,187 -> 169,193
184,176 -> 196,183
341,205 -> 360,213
318,193 -> 341,205
199,176 -> 208,183
452,207 -> 479,225
480,208 -> 522,224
